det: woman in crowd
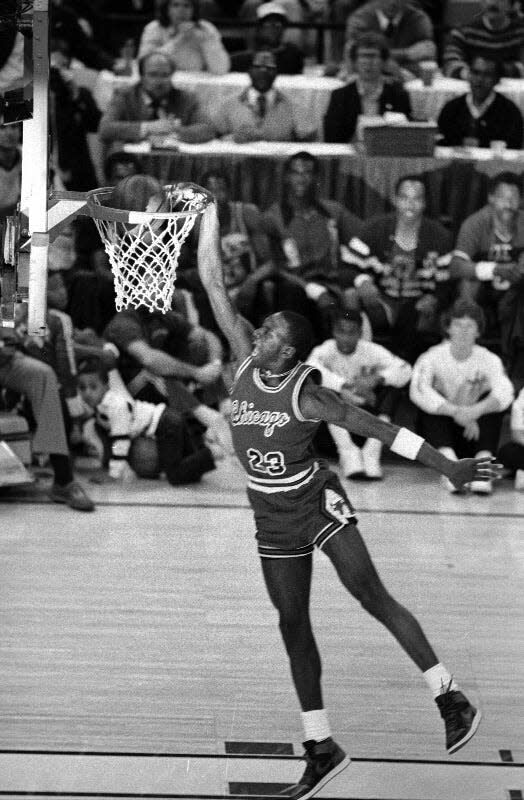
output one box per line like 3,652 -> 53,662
137,0 -> 231,73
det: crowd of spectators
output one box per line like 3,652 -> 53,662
2,0 -> 524,507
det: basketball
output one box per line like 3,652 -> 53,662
127,436 -> 162,479
108,174 -> 169,214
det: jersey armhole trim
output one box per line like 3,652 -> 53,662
293,365 -> 322,423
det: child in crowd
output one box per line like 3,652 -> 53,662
410,300 -> 514,494
307,308 -> 412,480
77,358 -> 216,484
498,386 -> 524,491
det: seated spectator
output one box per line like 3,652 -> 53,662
49,36 -> 102,191
323,32 -> 412,144
237,0 -> 322,50
0,326 -> 95,511
437,55 -> 523,150
497,384 -> 524,490
137,0 -> 230,74
199,168 -> 273,271
99,51 -> 215,147
307,308 -> 412,479
261,150 -> 363,338
0,124 -> 21,219
346,175 -> 455,361
410,300 -> 514,495
230,2 -> 305,74
77,358 -> 217,484
102,306 -> 233,453
450,172 -> 524,343
343,0 -> 436,81
179,168 -> 312,333
443,0 -> 524,80
15,271 -> 85,434
212,50 -> 309,142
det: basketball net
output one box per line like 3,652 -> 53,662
87,183 -> 212,314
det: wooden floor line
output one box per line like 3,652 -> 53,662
1,750 -> 521,767
1,496 -> 524,520
0,794 -> 464,800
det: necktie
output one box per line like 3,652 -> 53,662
150,99 -> 161,119
257,93 -> 267,119
384,20 -> 396,39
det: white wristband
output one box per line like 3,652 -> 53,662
475,261 -> 496,281
390,428 -> 425,460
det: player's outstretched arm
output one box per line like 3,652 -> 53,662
197,203 -> 253,363
300,381 -> 502,490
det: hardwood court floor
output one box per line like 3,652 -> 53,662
1,457 -> 523,798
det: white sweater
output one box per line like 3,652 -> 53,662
307,338 -> 412,393
410,341 -> 514,415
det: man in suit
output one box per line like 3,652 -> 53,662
99,50 -> 214,148
212,49 -> 307,142
323,31 -> 411,143
437,54 -> 523,150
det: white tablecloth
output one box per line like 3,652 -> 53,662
74,66 -> 524,139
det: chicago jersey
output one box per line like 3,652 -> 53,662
230,357 -> 321,494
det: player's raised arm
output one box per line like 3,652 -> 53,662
299,379 -> 502,491
197,202 -> 253,363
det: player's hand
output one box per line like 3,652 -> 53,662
194,358 -> 222,385
494,262 -> 523,283
446,455 -> 502,491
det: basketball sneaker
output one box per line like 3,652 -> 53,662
468,478 -> 493,495
279,737 -> 350,799
435,683 -> 482,754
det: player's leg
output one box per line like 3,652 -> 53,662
261,554 -> 322,711
322,526 -> 481,753
260,555 -> 349,799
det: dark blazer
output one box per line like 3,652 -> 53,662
323,79 -> 412,144
437,92 -> 524,150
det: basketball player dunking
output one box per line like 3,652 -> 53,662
197,204 -> 501,800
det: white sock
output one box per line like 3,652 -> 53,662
423,663 -> 459,698
301,709 -> 331,742
362,437 -> 382,457
439,447 -> 458,461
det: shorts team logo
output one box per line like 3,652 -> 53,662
322,487 -> 354,525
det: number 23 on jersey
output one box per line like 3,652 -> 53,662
247,448 -> 286,476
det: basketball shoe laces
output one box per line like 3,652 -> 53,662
436,679 -> 468,730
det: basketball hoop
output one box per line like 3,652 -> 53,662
86,182 -> 213,314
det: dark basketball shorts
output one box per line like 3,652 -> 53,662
247,467 -> 358,558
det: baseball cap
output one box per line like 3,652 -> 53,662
257,2 -> 288,20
